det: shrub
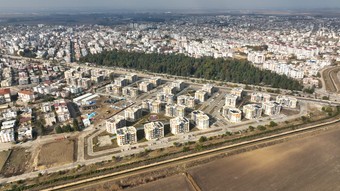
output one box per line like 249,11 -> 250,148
182,146 -> 190,152
269,121 -> 278,127
199,136 -> 208,143
249,126 -> 255,131
225,131 -> 233,136
257,125 -> 266,131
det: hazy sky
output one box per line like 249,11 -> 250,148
1,0 -> 340,11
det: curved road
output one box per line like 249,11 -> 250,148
322,66 -> 340,93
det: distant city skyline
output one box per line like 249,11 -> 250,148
1,0 -> 340,12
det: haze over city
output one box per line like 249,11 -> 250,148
1,0 -> 340,12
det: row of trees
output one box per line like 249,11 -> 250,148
55,119 -> 81,134
80,50 -> 303,90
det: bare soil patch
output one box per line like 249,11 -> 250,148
98,135 -> 112,147
188,124 -> 340,191
0,150 -> 11,172
37,139 -> 75,169
126,174 -> 195,191
1,148 -> 32,177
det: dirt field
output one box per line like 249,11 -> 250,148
1,149 -> 32,177
0,150 -> 11,172
37,139 -> 75,169
127,174 -> 195,191
188,125 -> 340,191
98,135 -> 112,147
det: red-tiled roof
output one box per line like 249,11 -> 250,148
0,88 -> 11,95
19,90 -> 33,95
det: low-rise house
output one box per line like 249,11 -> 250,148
0,88 -> 12,104
0,120 -> 16,143
44,112 -> 57,127
54,99 -> 71,122
17,125 -> 33,142
2,109 -> 17,120
18,90 -> 37,103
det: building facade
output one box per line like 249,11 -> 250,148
170,117 -> 190,134
144,121 -> 164,140
116,126 -> 137,146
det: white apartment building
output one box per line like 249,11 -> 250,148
263,101 -> 282,116
114,77 -> 129,87
222,106 -> 242,123
150,100 -> 162,114
191,110 -> 210,129
116,126 -> 137,146
125,73 -> 138,83
122,87 -> 139,97
251,92 -> 271,103
125,106 -> 143,122
165,104 -> 177,117
144,121 -> 164,140
142,99 -> 153,110
195,90 -> 208,103
231,88 -> 244,101
225,94 -> 238,107
106,115 -> 126,134
172,80 -> 185,91
139,81 -> 153,92
243,104 -> 262,120
202,84 -> 214,96
176,105 -> 186,118
170,117 -> 190,134
163,86 -> 176,95
276,95 -> 298,109
149,77 -> 162,87
106,84 -> 122,96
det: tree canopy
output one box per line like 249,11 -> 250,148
80,50 -> 302,90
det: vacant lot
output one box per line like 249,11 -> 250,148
1,149 -> 32,177
98,135 -> 112,147
127,174 -> 195,191
0,150 -> 11,172
37,139 -> 75,169
188,124 -> 340,191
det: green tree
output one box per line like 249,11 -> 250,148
249,126 -> 255,131
73,119 -> 80,131
80,50 -> 303,91
257,125 -> 266,131
55,126 -> 63,134
195,144 -> 203,151
199,136 -> 208,143
269,121 -> 278,127
63,125 -> 73,132
225,131 -> 233,136
183,146 -> 190,152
